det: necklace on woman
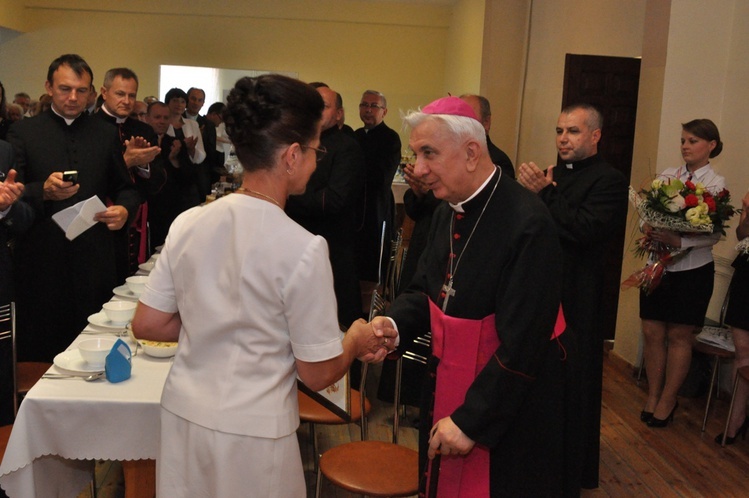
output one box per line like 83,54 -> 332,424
234,187 -> 282,208
441,167 -> 501,312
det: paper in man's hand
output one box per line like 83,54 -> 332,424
52,195 -> 107,240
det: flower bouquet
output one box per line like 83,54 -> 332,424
622,178 -> 736,294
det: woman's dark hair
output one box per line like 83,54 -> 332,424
682,118 -> 723,158
164,87 -> 188,104
224,74 -> 323,172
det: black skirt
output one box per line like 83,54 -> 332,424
725,255 -> 749,331
639,262 -> 715,326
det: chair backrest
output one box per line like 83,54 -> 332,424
0,303 -> 18,419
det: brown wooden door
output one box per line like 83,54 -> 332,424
562,54 -> 641,340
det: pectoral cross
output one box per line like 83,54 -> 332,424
441,279 -> 455,312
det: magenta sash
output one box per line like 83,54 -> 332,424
425,300 -> 566,497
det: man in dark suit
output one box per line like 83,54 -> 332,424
460,94 -> 515,178
0,141 -> 33,304
96,67 -> 165,279
354,90 -> 402,287
286,85 -> 365,327
0,140 -> 33,425
146,101 -> 201,250
184,87 -> 215,198
7,54 -> 140,362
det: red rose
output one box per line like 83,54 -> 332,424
705,196 -> 716,212
684,194 -> 699,207
685,181 -> 696,191
719,188 -> 729,199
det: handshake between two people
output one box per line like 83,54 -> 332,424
346,316 -> 399,364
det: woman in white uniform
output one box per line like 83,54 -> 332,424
133,74 -> 396,497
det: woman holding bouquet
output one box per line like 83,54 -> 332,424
715,190 -> 749,444
641,119 -> 725,428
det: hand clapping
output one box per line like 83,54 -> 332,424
517,162 -> 555,193
0,169 -> 25,211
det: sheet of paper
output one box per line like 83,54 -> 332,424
51,195 -> 107,240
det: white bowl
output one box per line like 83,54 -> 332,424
138,261 -> 155,273
125,275 -> 149,296
78,338 -> 117,368
138,339 -> 178,358
102,301 -> 137,325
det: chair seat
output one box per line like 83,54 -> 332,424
299,389 -> 370,424
739,365 -> 749,382
693,341 -> 735,358
17,362 -> 52,394
1,424 -> 12,461
319,440 -> 418,497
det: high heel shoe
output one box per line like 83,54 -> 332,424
715,416 -> 749,445
647,402 -> 678,428
640,410 -> 654,423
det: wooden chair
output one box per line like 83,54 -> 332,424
694,287 -> 734,432
298,375 -> 371,471
0,303 -> 50,416
315,356 -> 419,497
718,364 -> 749,447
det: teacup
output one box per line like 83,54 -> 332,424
125,275 -> 149,296
102,301 -> 137,326
78,338 -> 116,368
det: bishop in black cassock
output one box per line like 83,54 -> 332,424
382,97 -> 570,497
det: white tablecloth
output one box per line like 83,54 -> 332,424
0,328 -> 171,497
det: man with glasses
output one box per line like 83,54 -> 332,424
355,90 -> 401,289
286,84 -> 365,326
7,54 -> 140,363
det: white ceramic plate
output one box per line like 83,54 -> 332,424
53,349 -> 104,374
138,261 -> 155,273
113,285 -> 139,300
139,340 -> 178,358
88,311 -> 128,330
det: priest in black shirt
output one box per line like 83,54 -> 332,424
378,97 -> 569,496
518,103 -> 628,491
96,67 -> 166,279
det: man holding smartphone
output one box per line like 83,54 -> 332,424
6,54 -> 140,363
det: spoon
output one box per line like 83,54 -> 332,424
42,371 -> 106,381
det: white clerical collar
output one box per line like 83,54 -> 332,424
449,168 -> 497,213
185,112 -> 199,121
101,105 -> 127,124
51,106 -> 80,126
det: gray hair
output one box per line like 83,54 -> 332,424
362,90 -> 387,108
403,110 -> 486,147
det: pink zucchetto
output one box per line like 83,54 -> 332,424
422,96 -> 480,122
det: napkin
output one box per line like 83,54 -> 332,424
105,339 -> 132,383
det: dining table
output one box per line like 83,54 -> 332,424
0,263 -> 165,498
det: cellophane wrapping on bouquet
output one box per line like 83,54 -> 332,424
622,179 -> 736,295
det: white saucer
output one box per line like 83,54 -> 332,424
113,285 -> 139,300
88,311 -> 128,330
138,261 -> 155,273
53,349 -> 104,374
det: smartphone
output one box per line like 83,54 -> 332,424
62,170 -> 78,184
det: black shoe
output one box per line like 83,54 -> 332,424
647,402 -> 678,428
640,410 -> 654,423
715,416 -> 749,445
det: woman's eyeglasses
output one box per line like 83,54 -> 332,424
302,145 -> 327,163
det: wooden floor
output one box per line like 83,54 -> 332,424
302,354 -> 749,498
